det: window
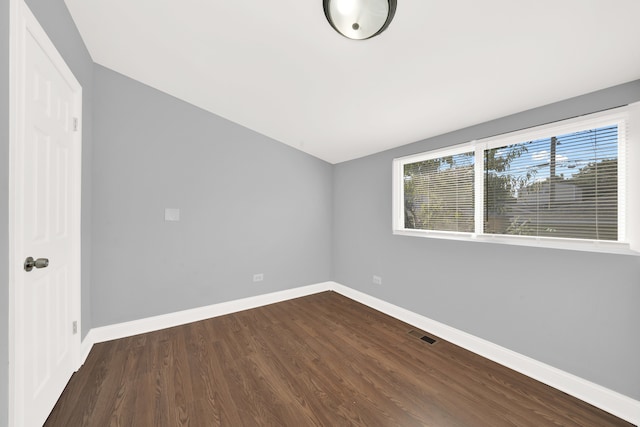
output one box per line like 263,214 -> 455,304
403,149 -> 475,233
484,125 -> 618,240
393,105 -> 640,254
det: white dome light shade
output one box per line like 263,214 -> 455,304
336,0 -> 358,15
324,0 -> 397,40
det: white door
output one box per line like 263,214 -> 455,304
9,1 -> 82,426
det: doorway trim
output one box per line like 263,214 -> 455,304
8,0 -> 83,425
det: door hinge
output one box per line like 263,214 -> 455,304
72,321 -> 78,335
73,117 -> 79,132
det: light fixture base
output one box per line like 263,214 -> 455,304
323,0 -> 397,40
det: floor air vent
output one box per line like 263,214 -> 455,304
408,329 -> 437,344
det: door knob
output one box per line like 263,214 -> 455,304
24,256 -> 49,272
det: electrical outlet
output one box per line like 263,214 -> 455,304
253,273 -> 264,282
373,275 -> 382,285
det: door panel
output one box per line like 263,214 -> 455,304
10,2 -> 82,425
22,29 -> 75,426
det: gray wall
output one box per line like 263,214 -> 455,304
1,0 -> 10,423
1,1 -> 92,425
91,65 -> 333,327
333,80 -> 640,400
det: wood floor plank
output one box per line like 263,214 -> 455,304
45,291 -> 633,426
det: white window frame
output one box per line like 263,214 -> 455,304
393,104 -> 640,255
393,143 -> 477,239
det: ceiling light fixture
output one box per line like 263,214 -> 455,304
323,0 -> 397,40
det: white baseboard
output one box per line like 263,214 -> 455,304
79,282 -> 332,365
79,329 -> 95,366
78,280 -> 639,425
330,282 -> 640,426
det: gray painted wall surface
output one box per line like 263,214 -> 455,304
1,0 -> 10,423
91,65 -> 333,327
333,80 -> 640,400
23,0 -> 93,338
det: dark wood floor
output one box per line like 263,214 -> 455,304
45,291 -> 632,426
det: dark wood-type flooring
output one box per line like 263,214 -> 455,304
45,291 -> 633,426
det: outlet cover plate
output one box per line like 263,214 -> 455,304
165,208 -> 180,221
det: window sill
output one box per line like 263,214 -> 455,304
393,229 -> 639,256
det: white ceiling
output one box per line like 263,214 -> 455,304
64,0 -> 640,164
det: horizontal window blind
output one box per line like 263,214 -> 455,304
404,152 -> 475,232
484,125 -> 618,240
393,105 -> 638,253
